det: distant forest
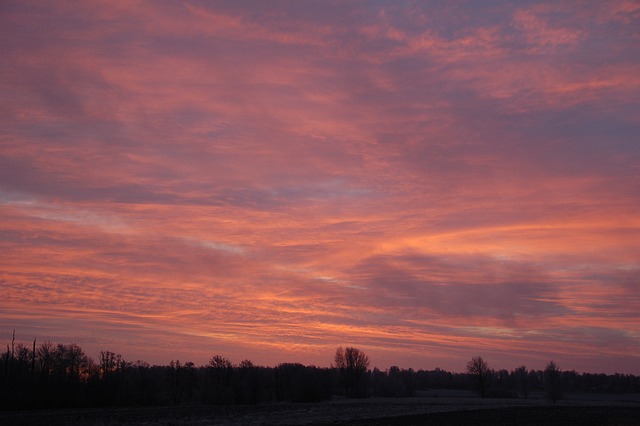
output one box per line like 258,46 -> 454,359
2,332 -> 639,410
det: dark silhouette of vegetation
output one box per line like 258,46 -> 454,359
544,360 -> 563,404
333,347 -> 370,398
206,355 -> 234,404
466,356 -> 490,398
515,365 -> 529,399
1,332 -> 639,411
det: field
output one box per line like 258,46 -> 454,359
2,395 -> 639,425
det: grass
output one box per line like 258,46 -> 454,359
1,395 -> 639,425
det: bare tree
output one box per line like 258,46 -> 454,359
544,361 -> 562,404
207,355 -> 233,403
238,359 -> 254,369
168,360 -> 182,405
466,356 -> 490,398
184,361 -> 196,402
334,347 -> 370,398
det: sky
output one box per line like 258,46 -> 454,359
1,1 -> 639,374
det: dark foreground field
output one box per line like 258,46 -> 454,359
2,397 -> 639,425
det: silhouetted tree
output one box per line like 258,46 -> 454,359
370,367 -> 385,396
184,361 -> 197,402
207,355 -> 234,404
544,361 -> 562,404
386,366 -> 417,397
466,356 -> 490,398
167,360 -> 183,405
274,363 -> 331,402
30,339 -> 36,389
93,350 -> 125,406
239,359 -> 254,369
235,360 -> 259,404
334,347 -> 369,398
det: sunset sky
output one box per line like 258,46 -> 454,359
1,1 -> 639,374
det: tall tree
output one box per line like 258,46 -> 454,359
466,356 -> 490,398
207,355 -> 233,404
544,361 -> 562,404
334,347 -> 370,398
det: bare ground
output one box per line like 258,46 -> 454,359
2,396 -> 639,425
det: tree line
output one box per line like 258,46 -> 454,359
1,332 -> 638,410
